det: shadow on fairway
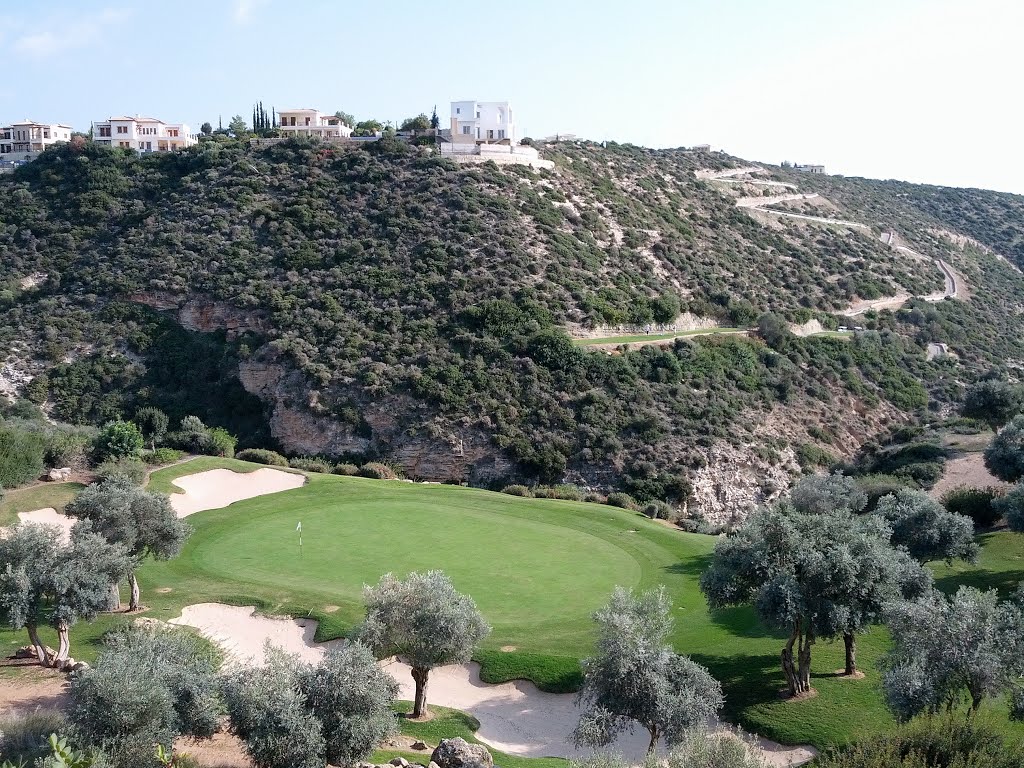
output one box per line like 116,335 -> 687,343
660,554 -> 712,578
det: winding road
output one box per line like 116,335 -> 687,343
700,168 -> 960,313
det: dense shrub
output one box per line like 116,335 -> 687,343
535,484 -> 585,501
855,474 -> 911,511
642,500 -> 675,520
93,420 -> 144,462
941,485 -> 1002,529
358,462 -> 399,480
94,458 -> 147,485
331,462 -> 359,476
289,457 -> 331,474
236,448 -> 289,467
0,426 -> 46,489
141,447 -> 185,465
606,492 -> 638,510
815,714 -> 1024,768
207,427 -> 237,458
501,484 -> 533,497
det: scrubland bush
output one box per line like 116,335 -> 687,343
236,448 -> 289,467
501,484 -> 533,497
141,448 -> 185,465
331,463 -> 359,476
941,485 -> 1002,529
358,462 -> 399,480
289,457 -> 331,474
94,458 -> 147,485
606,492 -> 638,510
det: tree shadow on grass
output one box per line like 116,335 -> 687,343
934,568 -> 1024,598
661,553 -> 712,578
691,651 -> 784,718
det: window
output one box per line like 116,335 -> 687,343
305,117 -> 311,125
456,107 -> 460,114
168,129 -> 178,137
462,126 -> 471,134
99,126 -> 111,137
289,117 -> 296,126
117,125 -> 128,134
119,141 -> 130,148
498,130 -> 505,139
487,129 -> 494,139
145,142 -> 152,151
476,111 -> 480,118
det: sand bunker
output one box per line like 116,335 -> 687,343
16,508 -> 75,543
170,603 -> 816,766
168,468 -> 305,517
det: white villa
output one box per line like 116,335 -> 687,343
277,109 -> 352,139
92,116 -> 197,152
794,163 -> 826,174
0,120 -> 73,162
450,100 -> 515,143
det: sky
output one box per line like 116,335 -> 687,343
1,0 -> 1022,193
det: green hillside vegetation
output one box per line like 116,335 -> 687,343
5,138 -> 1019,501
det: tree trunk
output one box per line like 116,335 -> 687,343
647,725 -> 659,754
797,624 -> 814,693
106,581 -> 121,612
781,618 -> 813,697
781,621 -> 801,697
843,632 -> 857,676
27,623 -> 51,666
411,666 -> 429,718
129,572 -> 141,612
54,622 -> 70,668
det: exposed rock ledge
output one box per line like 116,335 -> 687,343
130,292 -> 267,337
237,357 -> 512,484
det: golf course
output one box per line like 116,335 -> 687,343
4,456 -> 1024,755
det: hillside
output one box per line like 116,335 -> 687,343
2,137 -> 1022,524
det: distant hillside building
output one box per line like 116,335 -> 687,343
0,120 -> 73,162
690,144 -> 712,152
92,116 -> 197,152
794,163 -> 826,174
450,100 -> 515,144
277,109 -> 352,139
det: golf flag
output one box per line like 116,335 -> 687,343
296,521 -> 302,554
296,522 -> 302,532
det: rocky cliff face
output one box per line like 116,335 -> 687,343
237,355 -> 513,484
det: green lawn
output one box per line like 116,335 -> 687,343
0,481 -> 86,526
573,328 -> 743,346
3,457 -> 1024,752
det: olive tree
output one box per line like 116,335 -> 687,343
0,523 -> 130,667
571,586 -> 723,754
881,586 -> 1024,720
994,483 -> 1024,532
701,501 -> 928,690
66,479 -> 190,611
790,472 -> 867,516
962,380 -> 1022,431
222,642 -> 398,768
984,415 -> 1024,482
69,624 -> 221,768
873,488 -> 978,564
132,407 -> 168,451
358,570 -> 489,718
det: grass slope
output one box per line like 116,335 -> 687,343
0,482 -> 86,526
2,458 -> 1024,751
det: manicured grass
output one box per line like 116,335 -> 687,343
144,455 -> 303,496
0,482 -> 86,526
3,456 -> 1024,752
573,328 -> 743,346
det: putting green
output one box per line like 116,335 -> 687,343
185,479 -> 642,641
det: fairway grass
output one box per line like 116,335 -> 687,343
0,481 -> 85,526
573,328 -> 743,346
3,457 -> 1024,752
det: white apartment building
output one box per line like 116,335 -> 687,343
277,109 -> 352,139
92,116 -> 197,152
0,120 -> 73,161
450,100 -> 515,144
794,164 -> 826,174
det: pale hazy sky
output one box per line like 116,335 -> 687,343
1,0 -> 1021,193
